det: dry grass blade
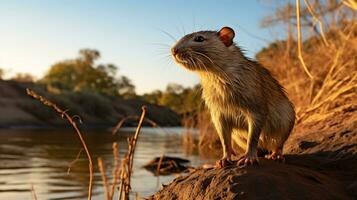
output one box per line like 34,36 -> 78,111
98,157 -> 110,200
112,115 -> 168,135
67,148 -> 83,175
118,158 -> 128,200
97,142 -> 121,200
26,88 -> 94,200
296,0 -> 314,80
311,49 -> 342,105
112,116 -> 135,135
303,0 -> 329,46
127,106 -> 146,190
117,106 -> 147,200
31,184 -> 37,200
110,142 -> 120,200
306,74 -> 356,113
343,0 -> 357,10
156,154 -> 165,175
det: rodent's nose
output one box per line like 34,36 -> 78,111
171,47 -> 178,56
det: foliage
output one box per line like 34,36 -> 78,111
261,0 -> 354,31
141,90 -> 163,105
257,4 -> 357,116
40,49 -> 135,98
0,68 -> 3,80
141,83 -> 202,114
10,73 -> 35,82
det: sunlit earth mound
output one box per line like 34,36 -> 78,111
149,159 -> 351,200
150,104 -> 357,200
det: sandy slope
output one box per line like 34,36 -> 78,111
150,160 -> 352,200
150,103 -> 357,199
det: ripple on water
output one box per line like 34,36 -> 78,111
0,128 -> 213,200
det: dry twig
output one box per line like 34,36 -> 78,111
296,0 -> 314,79
112,115 -> 167,135
156,154 -> 165,175
303,0 -> 329,46
118,157 -> 128,200
343,0 -> 357,10
26,88 -> 94,200
117,106 -> 146,200
67,148 -> 83,175
127,106 -> 146,195
98,157 -> 111,200
110,142 -> 120,200
31,184 -> 37,200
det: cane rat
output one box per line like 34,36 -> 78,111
171,27 -> 295,167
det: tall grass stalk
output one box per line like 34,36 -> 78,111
117,106 -> 146,200
98,157 -> 111,200
296,0 -> 314,80
26,88 -> 94,200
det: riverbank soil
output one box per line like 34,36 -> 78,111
0,80 -> 180,128
150,103 -> 357,199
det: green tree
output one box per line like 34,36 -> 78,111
11,73 -> 35,82
117,75 -> 136,98
0,68 -> 4,80
142,90 -> 163,104
40,49 -> 135,97
141,83 -> 202,114
166,83 -> 184,94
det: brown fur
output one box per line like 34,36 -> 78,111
171,27 -> 295,164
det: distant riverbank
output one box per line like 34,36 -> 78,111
0,80 -> 181,129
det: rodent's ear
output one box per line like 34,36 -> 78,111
218,27 -> 235,47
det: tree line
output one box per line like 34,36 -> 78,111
0,49 -> 203,114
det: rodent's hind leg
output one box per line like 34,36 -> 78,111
265,149 -> 285,162
237,113 -> 264,167
211,112 -> 234,168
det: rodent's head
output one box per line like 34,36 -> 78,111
171,27 -> 236,72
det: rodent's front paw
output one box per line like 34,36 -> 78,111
215,158 -> 233,168
237,153 -> 259,166
265,151 -> 285,162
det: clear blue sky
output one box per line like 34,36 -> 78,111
0,0 -> 288,94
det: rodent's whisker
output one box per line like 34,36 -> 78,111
176,19 -> 186,36
153,51 -> 170,56
155,54 -> 173,65
154,49 -> 169,53
150,43 -> 171,47
193,54 -> 209,74
158,29 -> 177,42
186,52 -> 196,68
191,51 -> 212,74
154,54 -> 172,62
154,47 -> 170,51
163,57 -> 174,67
192,51 -> 234,86
188,55 -> 201,72
187,57 -> 195,70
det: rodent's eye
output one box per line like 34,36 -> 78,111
194,35 -> 205,42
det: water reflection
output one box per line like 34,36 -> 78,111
0,128 -> 214,200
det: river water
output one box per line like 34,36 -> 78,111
0,127 -> 215,200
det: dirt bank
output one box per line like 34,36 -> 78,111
0,80 -> 181,128
150,103 -> 357,199
150,159 -> 352,200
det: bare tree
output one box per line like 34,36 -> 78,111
260,0 -> 350,36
